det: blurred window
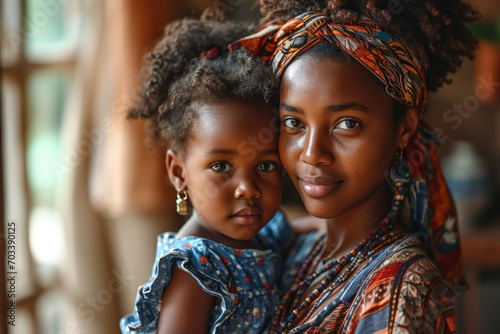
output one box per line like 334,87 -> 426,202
2,1 -> 82,333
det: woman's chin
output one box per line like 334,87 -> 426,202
302,202 -> 338,220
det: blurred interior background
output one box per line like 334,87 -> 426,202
1,0 -> 499,333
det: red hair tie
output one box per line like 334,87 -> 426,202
199,46 -> 219,59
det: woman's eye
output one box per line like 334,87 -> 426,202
336,118 -> 361,130
282,117 -> 302,129
210,162 -> 232,173
257,161 -> 277,172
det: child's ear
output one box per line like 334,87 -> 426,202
398,107 -> 419,148
166,149 -> 186,191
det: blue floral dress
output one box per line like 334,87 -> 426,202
120,211 -> 291,334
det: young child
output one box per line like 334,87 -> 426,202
120,12 -> 291,334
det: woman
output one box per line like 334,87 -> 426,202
230,0 -> 479,332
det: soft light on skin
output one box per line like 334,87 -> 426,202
278,53 -> 417,257
166,101 -> 283,249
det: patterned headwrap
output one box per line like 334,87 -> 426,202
230,12 -> 465,286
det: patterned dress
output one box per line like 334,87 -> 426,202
278,232 -> 460,334
120,211 -> 291,334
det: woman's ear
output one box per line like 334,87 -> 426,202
398,107 -> 420,148
166,149 -> 186,191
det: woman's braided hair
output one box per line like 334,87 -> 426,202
128,10 -> 276,151
259,0 -> 480,93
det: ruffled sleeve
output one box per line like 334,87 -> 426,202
120,234 -> 237,333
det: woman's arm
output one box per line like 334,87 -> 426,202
157,266 -> 215,334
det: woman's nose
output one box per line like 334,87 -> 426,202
234,177 -> 261,199
299,129 -> 335,166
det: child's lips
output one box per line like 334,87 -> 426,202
231,214 -> 262,225
231,207 -> 262,225
299,176 -> 343,198
232,206 -> 262,216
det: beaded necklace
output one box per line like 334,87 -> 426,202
270,199 -> 406,333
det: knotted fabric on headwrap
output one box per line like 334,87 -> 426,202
230,12 -> 465,286
229,12 -> 427,112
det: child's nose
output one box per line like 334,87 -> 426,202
234,178 -> 261,199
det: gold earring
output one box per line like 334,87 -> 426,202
176,190 -> 189,215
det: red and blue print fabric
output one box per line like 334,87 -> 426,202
120,210 -> 291,334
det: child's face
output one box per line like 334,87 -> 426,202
179,101 -> 282,241
279,55 -> 405,220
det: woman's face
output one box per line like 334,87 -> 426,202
279,55 -> 403,219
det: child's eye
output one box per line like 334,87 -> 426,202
336,118 -> 361,130
282,117 -> 302,129
257,161 -> 278,172
210,162 -> 232,173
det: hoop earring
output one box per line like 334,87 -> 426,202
176,190 -> 189,216
389,146 -> 411,202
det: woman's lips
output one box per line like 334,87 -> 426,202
299,177 -> 343,198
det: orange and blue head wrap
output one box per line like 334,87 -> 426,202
231,12 -> 465,287
230,12 -> 427,112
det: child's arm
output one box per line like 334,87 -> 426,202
157,266 -> 215,334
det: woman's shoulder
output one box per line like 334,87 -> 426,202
375,234 -> 449,283
389,236 -> 459,332
366,234 -> 455,297
352,234 -> 459,333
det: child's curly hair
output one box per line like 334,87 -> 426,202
259,0 -> 480,93
128,10 -> 276,150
